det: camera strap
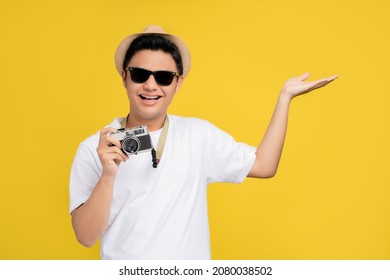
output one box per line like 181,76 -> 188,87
155,116 -> 169,165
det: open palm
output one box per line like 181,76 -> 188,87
282,72 -> 338,99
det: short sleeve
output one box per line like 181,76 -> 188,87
203,122 -> 256,184
69,139 -> 102,214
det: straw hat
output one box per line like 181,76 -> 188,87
114,25 -> 191,78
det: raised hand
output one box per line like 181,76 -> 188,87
281,72 -> 338,100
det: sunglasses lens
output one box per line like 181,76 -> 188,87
129,68 -> 150,83
155,71 -> 175,86
129,68 -> 177,86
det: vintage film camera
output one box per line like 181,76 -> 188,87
110,125 -> 153,155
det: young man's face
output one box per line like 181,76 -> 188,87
122,49 -> 183,128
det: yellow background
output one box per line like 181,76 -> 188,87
0,0 -> 389,259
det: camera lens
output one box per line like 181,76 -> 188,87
122,137 -> 140,154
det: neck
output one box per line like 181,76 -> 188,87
126,113 -> 167,132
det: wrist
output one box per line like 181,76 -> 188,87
278,90 -> 293,105
100,171 -> 117,183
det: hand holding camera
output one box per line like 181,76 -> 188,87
97,127 -> 129,177
97,125 -> 156,176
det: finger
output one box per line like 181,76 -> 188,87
109,146 -> 129,160
321,75 -> 338,83
308,75 -> 337,88
109,153 -> 128,163
99,150 -> 128,164
312,82 -> 332,91
100,127 -> 117,136
299,72 -> 311,81
105,135 -> 122,148
311,75 -> 338,84
98,127 -> 119,147
101,153 -> 127,165
98,145 -> 129,161
306,79 -> 335,92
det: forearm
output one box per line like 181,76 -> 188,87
248,72 -> 337,178
71,173 -> 115,247
249,91 -> 292,178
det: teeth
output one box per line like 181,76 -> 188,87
140,95 -> 160,100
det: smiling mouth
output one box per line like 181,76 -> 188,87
140,95 -> 161,101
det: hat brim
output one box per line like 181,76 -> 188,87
114,26 -> 191,78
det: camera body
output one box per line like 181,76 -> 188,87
110,125 -> 153,155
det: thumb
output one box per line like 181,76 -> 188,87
299,72 -> 311,81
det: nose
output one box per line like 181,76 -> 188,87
143,74 -> 158,91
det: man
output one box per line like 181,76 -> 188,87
69,26 -> 337,259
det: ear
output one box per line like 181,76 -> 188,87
175,76 -> 184,93
121,71 -> 127,88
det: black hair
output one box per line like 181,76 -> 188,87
123,34 -> 183,75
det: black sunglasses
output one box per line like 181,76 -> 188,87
127,67 -> 179,86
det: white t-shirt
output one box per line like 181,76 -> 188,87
69,115 -> 256,259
